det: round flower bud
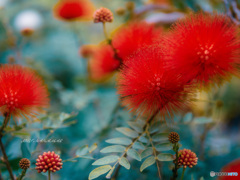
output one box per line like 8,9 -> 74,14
93,7 -> 113,23
126,2 -> 135,11
168,132 -> 180,144
116,8 -> 125,16
35,151 -> 63,173
19,158 -> 30,170
178,149 -> 198,168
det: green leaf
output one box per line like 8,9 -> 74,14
139,135 -> 148,143
133,141 -> 145,150
141,148 -> 153,159
88,143 -> 97,153
127,149 -> 141,161
119,157 -> 130,169
89,165 -> 112,180
157,153 -> 174,161
152,133 -> 169,142
106,138 -> 132,145
106,166 -> 115,179
11,131 -> 30,137
140,156 -> 156,172
149,121 -> 161,134
21,143 -> 31,159
116,127 -> 139,138
92,155 -> 119,165
76,145 -> 89,156
100,145 -> 126,153
155,143 -> 172,151
194,117 -> 213,124
128,121 -> 143,133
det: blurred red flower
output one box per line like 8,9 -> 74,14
53,0 -> 94,21
165,13 -> 240,88
88,44 -> 120,82
112,21 -> 162,61
0,64 -> 49,119
219,158 -> 240,180
117,46 -> 191,119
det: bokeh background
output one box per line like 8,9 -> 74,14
1,0 -> 240,179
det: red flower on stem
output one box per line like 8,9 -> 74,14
165,13 -> 240,88
0,64 -> 49,119
112,21 -> 162,61
35,151 -> 63,173
53,0 -> 94,21
117,46 -> 191,119
219,158 -> 240,180
88,44 -> 120,82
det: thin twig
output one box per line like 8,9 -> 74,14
0,114 -> 14,180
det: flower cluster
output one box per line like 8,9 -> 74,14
178,149 -> 198,168
19,158 -> 30,170
165,13 -> 240,88
35,151 -> 63,173
168,132 -> 180,144
93,7 -> 113,23
53,0 -> 94,21
0,64 -> 49,119
117,46 -> 191,119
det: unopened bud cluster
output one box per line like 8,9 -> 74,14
168,132 -> 180,144
35,151 -> 63,173
93,7 -> 113,23
19,158 -> 30,170
178,149 -> 198,168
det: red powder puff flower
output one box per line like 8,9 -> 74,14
178,149 -> 198,168
53,0 -> 94,21
0,64 -> 49,119
219,158 -> 240,180
88,44 -> 120,82
35,151 -> 63,173
117,46 -> 191,119
79,44 -> 96,58
112,21 -> 162,61
166,13 -> 240,88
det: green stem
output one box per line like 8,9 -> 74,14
48,170 -> 51,180
101,22 -> 123,63
180,168 -> 186,180
17,169 -> 26,180
0,113 -> 14,180
172,143 -> 179,180
102,22 -> 109,40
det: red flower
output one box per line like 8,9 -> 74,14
112,21 -> 162,61
219,158 -> 240,180
35,151 -> 63,173
53,0 -> 94,21
117,46 -> 191,119
166,13 -> 240,88
88,44 -> 120,82
0,64 -> 49,119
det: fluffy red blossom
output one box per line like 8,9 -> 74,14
117,46 -> 191,119
178,149 -> 198,168
89,44 -> 120,82
166,13 -> 240,88
219,158 -> 240,180
0,64 -> 49,118
53,0 -> 94,21
35,151 -> 63,173
112,21 -> 162,61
